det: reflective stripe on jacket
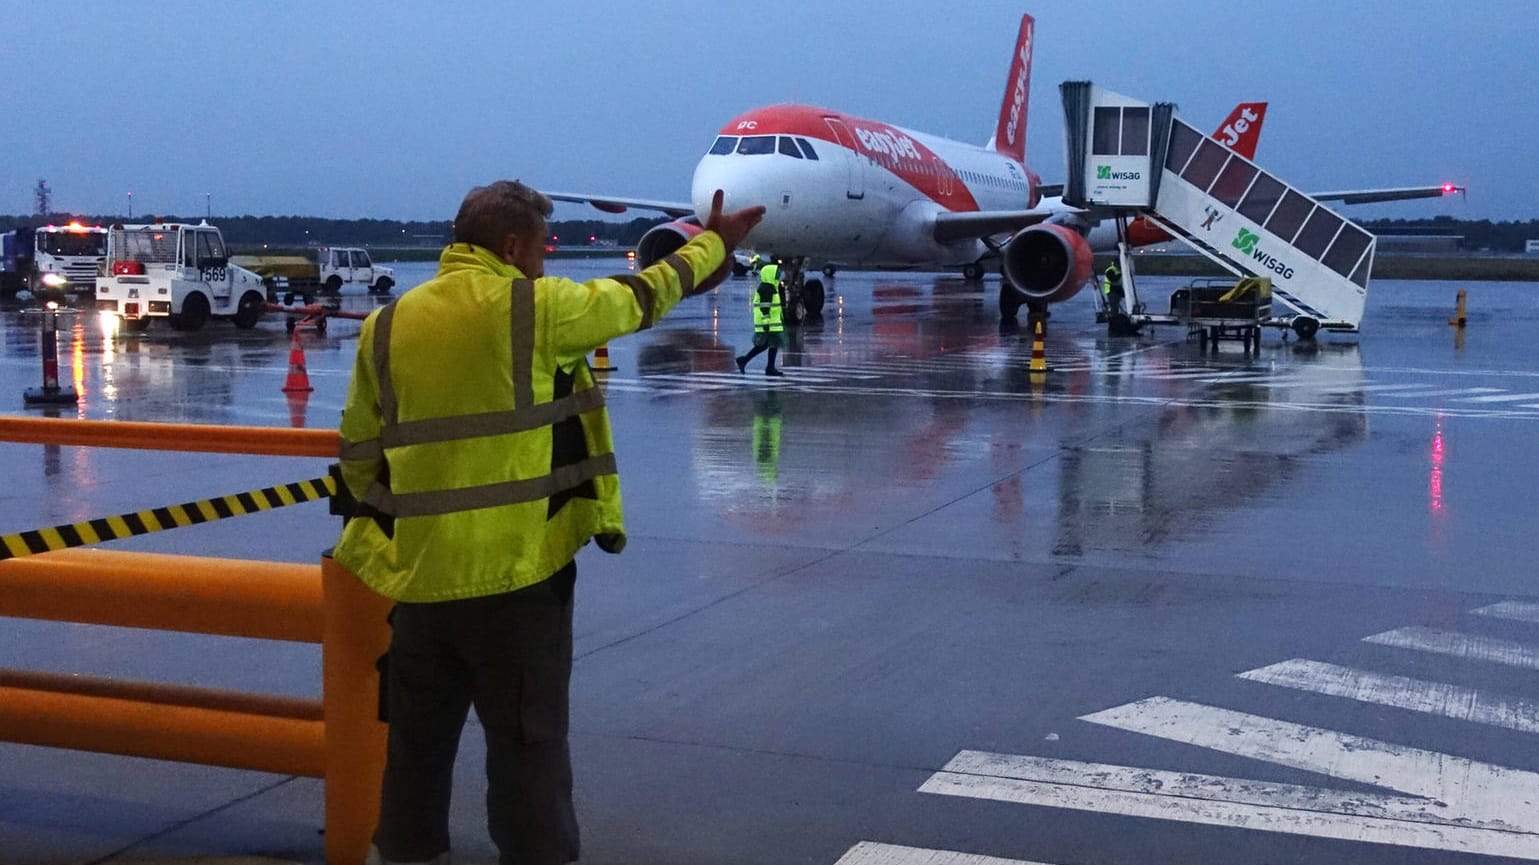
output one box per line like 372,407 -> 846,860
335,236 -> 726,602
752,284 -> 784,333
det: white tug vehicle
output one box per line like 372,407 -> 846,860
95,221 -> 268,333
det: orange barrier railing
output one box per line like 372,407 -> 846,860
0,419 -> 388,865
0,416 -> 337,457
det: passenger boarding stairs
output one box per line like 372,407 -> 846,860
1060,82 -> 1375,333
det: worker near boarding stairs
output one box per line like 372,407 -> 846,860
1102,260 -> 1125,316
335,180 -> 764,865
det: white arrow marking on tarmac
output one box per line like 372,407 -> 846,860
1475,601 -> 1539,625
1079,697 -> 1539,831
834,841 -> 1050,865
1364,626 -> 1539,670
922,749 -> 1539,859
1240,658 -> 1539,733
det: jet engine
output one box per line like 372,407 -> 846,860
634,218 -> 702,268
999,221 -> 1095,306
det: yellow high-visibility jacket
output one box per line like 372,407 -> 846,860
336,235 -> 725,602
752,283 -> 784,333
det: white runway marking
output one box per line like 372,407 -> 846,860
1192,374 -> 1309,385
593,365 -> 1539,420
1475,601 -> 1539,625
1239,658 -> 1539,733
923,749 -> 1539,859
1376,387 -> 1508,399
1364,626 -> 1539,670
833,842 -> 1049,865
1328,383 -> 1439,393
1078,697 -> 1539,828
1135,369 -> 1250,381
1458,392 -> 1539,403
592,378 -> 691,395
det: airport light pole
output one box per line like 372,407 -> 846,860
127,192 -> 133,219
205,192 -> 211,219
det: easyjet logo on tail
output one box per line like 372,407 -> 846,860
1213,102 -> 1267,160
992,14 -> 1034,162
1219,108 -> 1259,149
1004,37 -> 1032,147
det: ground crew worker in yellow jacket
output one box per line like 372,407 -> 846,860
337,181 -> 764,865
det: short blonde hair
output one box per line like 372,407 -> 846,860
452,180 -> 553,249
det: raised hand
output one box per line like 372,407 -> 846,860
692,189 -> 767,295
703,189 -> 765,252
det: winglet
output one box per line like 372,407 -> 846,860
1212,102 -> 1267,160
989,14 -> 1035,162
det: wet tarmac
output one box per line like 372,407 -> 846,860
2,259 -> 1538,864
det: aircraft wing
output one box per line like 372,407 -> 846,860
1308,184 -> 1465,206
543,191 -> 695,219
932,209 -> 1056,244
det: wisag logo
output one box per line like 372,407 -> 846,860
1232,228 -> 1294,279
1096,165 -> 1141,181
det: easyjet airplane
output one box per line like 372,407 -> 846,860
550,12 -> 1459,323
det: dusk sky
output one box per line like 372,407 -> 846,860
3,1 -> 1531,223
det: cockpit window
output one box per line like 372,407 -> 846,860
708,136 -> 738,155
777,136 -> 804,158
795,137 -> 819,160
736,135 -> 776,155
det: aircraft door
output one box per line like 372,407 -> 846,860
823,117 -> 865,200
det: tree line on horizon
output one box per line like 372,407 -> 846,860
0,213 -> 669,250
0,212 -> 1534,252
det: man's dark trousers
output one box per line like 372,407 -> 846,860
374,562 -> 578,865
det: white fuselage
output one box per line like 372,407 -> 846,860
686,111 -> 1077,270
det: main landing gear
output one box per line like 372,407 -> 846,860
779,257 -> 826,325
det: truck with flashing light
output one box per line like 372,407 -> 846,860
94,221 -> 269,333
1,223 -> 109,300
231,246 -> 395,301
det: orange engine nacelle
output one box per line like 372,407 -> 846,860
1000,222 -> 1095,305
634,219 -> 703,268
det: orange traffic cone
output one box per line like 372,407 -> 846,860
282,332 -> 313,393
285,391 -> 309,428
1029,319 -> 1050,375
592,343 -> 616,373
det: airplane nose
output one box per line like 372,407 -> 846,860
691,158 -> 763,222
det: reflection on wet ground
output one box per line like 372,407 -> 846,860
2,263 -> 1535,582
4,259 -> 1539,864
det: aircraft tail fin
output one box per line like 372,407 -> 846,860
1212,102 -> 1267,160
987,13 -> 1035,162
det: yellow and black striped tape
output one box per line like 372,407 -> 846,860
0,474 -> 337,562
